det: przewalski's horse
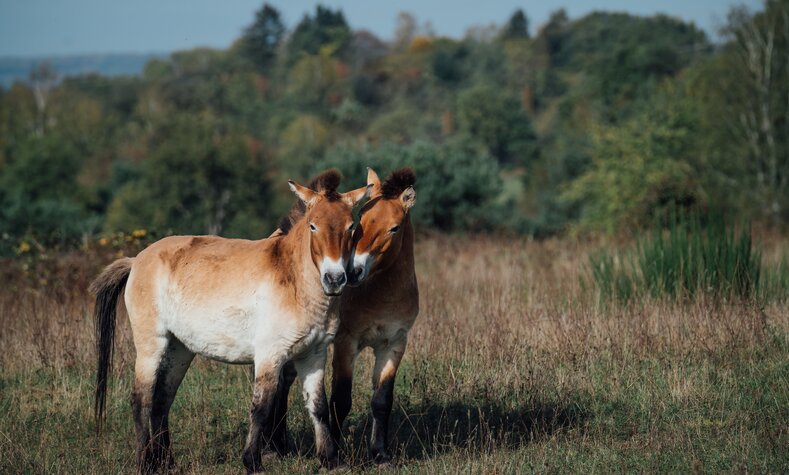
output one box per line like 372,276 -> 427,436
272,167 -> 418,464
333,167 -> 419,464
90,170 -> 370,474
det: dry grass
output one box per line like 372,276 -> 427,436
1,235 -> 787,473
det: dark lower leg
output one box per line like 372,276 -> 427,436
370,376 -> 395,464
269,361 -> 296,456
329,337 -> 356,447
369,342 -> 405,465
243,367 -> 279,474
132,383 -> 156,475
149,338 -> 193,472
329,376 -> 353,444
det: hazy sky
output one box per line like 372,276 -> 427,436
0,0 -> 763,57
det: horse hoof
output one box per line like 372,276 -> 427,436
372,452 -> 391,467
261,449 -> 281,461
318,462 -> 349,473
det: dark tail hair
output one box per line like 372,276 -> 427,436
89,257 -> 133,432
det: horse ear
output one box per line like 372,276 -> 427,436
342,184 -> 372,207
367,167 -> 382,197
288,180 -> 320,208
400,186 -> 416,210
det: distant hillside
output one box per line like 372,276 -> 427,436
0,53 -> 166,88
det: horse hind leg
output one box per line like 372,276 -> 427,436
151,338 -> 194,471
132,335 -> 194,474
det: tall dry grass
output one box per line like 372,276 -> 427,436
1,234 -> 787,473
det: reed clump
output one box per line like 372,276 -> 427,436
589,215 -> 787,304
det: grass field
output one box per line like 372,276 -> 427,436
1,235 -> 788,473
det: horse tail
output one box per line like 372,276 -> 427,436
89,257 -> 134,433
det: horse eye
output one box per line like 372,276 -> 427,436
389,225 -> 400,234
309,223 -> 317,232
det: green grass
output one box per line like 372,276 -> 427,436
1,235 -> 788,473
2,336 -> 787,474
589,216 -> 788,304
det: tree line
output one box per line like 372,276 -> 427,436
0,1 -> 787,253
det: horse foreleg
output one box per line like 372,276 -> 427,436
369,338 -> 406,465
242,358 -> 283,474
268,360 -> 297,457
294,347 -> 339,469
329,335 -> 358,446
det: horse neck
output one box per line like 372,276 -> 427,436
372,214 -> 416,284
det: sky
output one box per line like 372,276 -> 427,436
0,0 -> 764,57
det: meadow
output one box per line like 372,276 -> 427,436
1,233 -> 787,474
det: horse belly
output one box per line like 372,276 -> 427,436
358,320 -> 410,349
163,301 -> 257,364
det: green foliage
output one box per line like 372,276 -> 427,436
457,84 -> 537,165
0,135 -> 94,248
702,1 -> 789,224
431,42 -> 469,84
502,9 -> 530,40
588,214 -> 783,303
288,5 -> 351,60
3,3 -> 789,245
241,4 -> 285,71
106,115 -> 276,237
317,139 -> 502,231
563,97 -> 702,233
279,115 -> 330,178
552,12 -> 708,111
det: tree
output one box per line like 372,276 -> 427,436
106,115 -> 276,237
29,62 -> 57,135
279,115 -> 330,178
562,100 -> 703,233
502,9 -> 530,40
717,1 -> 789,224
288,5 -> 351,60
393,12 -> 417,51
241,4 -> 285,71
457,85 -> 537,165
0,135 -> 92,246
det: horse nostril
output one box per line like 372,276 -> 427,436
324,272 -> 346,286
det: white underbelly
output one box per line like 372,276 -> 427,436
162,299 -> 258,364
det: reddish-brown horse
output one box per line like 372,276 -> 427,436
272,167 -> 418,464
91,170 -> 369,474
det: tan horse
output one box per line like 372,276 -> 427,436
272,168 -> 418,464
90,170 -> 369,474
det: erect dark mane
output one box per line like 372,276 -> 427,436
380,167 -> 416,199
278,169 -> 343,235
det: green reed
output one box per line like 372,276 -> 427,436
589,214 -> 787,304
